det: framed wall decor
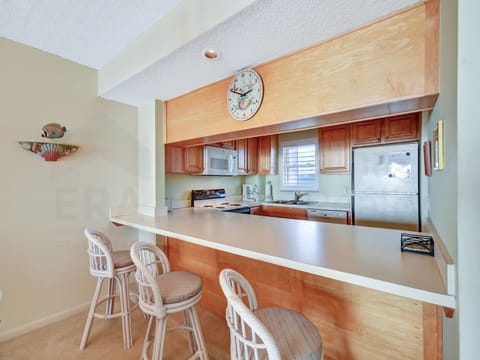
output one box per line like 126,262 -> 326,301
423,141 -> 432,176
432,119 -> 444,170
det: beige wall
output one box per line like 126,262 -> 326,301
0,38 -> 139,340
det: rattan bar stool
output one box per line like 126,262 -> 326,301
219,268 -> 324,360
130,241 -> 208,360
80,228 -> 137,350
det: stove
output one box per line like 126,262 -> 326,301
191,189 -> 251,213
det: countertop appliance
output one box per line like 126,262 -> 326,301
306,209 -> 348,224
352,142 -> 419,231
242,184 -> 258,202
191,188 -> 251,214
194,146 -> 237,176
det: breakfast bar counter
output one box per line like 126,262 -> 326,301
111,208 -> 455,359
111,208 -> 454,307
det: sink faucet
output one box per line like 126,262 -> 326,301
294,192 -> 308,202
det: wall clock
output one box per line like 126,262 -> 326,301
227,68 -> 263,121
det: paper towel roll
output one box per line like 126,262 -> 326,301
265,181 -> 273,201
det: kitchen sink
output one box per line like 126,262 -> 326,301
268,200 -> 318,205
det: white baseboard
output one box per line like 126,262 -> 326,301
0,301 -> 90,343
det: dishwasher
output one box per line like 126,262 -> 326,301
306,209 -> 348,224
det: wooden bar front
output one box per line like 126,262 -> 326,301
165,237 -> 442,360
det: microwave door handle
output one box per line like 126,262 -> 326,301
228,154 -> 234,172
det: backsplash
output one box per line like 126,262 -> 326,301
165,172 -> 351,209
246,173 -> 351,204
165,174 -> 243,208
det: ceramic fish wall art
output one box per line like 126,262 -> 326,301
41,123 -> 67,139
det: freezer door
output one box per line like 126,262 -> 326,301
353,193 -> 419,231
353,143 -> 418,194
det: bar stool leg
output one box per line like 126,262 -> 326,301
152,317 -> 167,360
118,273 -> 132,350
142,315 -> 154,360
190,306 -> 208,359
184,309 -> 196,353
80,277 -> 104,350
106,278 -> 115,316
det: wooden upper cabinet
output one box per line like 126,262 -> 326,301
351,113 -> 419,147
383,113 -> 419,143
319,125 -> 350,173
351,119 -> 382,146
237,138 -> 258,175
184,146 -> 204,173
165,145 -> 204,174
165,145 -> 186,174
257,135 -> 278,175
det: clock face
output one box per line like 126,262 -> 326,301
227,69 -> 263,121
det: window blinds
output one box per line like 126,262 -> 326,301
281,142 -> 318,190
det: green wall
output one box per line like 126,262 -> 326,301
427,0 -> 458,357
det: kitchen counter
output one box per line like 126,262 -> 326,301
110,207 -> 455,309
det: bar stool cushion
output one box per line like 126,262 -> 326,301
255,307 -> 323,359
112,250 -> 134,268
156,271 -> 202,304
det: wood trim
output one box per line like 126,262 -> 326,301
424,0 -> 440,94
423,303 -> 442,360
443,307 -> 454,318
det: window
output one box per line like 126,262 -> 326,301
280,138 -> 318,191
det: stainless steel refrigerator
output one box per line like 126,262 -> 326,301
352,142 -> 419,231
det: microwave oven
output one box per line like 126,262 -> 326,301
195,146 -> 238,176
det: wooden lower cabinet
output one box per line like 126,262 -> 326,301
251,205 -> 307,220
165,237 -> 442,360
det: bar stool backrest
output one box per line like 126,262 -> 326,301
130,242 -> 170,318
84,229 -> 114,278
219,268 -> 281,360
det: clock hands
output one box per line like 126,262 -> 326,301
242,89 -> 253,97
229,89 -> 244,96
229,88 -> 253,97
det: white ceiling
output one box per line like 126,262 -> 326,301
0,0 -> 421,106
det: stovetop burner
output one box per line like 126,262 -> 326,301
192,189 -> 251,211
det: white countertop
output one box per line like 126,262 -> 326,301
111,208 -> 455,308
